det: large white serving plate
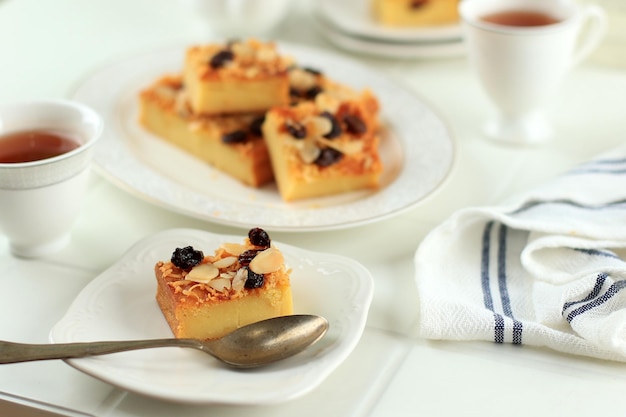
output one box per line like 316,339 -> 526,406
50,228 -> 374,404
70,42 -> 454,231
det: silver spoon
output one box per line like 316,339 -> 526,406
0,314 -> 328,368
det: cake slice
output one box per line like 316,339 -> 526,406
262,84 -> 383,201
138,74 -> 273,187
183,39 -> 293,115
372,0 -> 459,27
155,228 -> 293,340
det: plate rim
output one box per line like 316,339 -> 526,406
49,228 -> 375,405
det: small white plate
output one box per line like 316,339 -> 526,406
71,42 -> 454,231
317,0 -> 463,43
315,15 -> 465,60
50,228 -> 374,405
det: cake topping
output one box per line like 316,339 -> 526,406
343,114 -> 367,135
209,49 -> 235,69
244,268 -> 265,289
161,228 -> 289,300
320,112 -> 342,139
192,39 -> 293,80
171,246 -> 204,270
248,227 -> 271,247
222,130 -> 248,144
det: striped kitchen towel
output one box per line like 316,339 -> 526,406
416,145 -> 626,361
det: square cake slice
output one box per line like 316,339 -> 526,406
183,39 -> 292,115
138,74 -> 273,187
372,0 -> 459,27
262,84 -> 384,201
155,228 -> 293,340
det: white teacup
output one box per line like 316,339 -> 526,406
192,0 -> 292,38
0,100 -> 103,258
459,0 -> 607,145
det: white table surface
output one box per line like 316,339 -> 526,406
1,0 -> 626,416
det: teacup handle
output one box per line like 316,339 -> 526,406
571,5 -> 608,67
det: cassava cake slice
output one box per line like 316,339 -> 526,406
155,228 -> 293,340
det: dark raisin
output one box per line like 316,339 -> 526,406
343,114 -> 367,135
171,246 -> 204,270
305,86 -> 323,99
314,147 -> 343,167
244,268 -> 265,289
320,111 -> 342,139
302,67 -> 323,76
248,227 -> 271,247
249,116 -> 265,137
285,121 -> 307,139
222,130 -> 248,144
239,249 -> 261,266
289,87 -> 302,98
210,50 -> 234,69
410,0 -> 428,8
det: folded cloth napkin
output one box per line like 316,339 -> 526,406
416,145 -> 626,361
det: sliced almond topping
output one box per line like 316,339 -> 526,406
289,68 -> 317,91
249,247 -> 284,274
186,263 -> 219,283
220,243 -> 246,256
207,277 -> 231,292
213,256 -> 238,269
307,116 -> 333,137
232,268 -> 247,291
298,141 -> 321,164
315,93 -> 340,114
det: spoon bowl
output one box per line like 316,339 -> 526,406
0,314 -> 329,368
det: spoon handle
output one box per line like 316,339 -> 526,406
0,338 -> 202,364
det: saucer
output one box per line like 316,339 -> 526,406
314,15 -> 465,59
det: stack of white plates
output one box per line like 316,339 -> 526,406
314,0 -> 465,59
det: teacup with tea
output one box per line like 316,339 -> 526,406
0,100 -> 102,257
459,0 -> 607,144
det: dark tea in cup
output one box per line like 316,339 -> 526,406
481,10 -> 561,27
0,130 -> 80,164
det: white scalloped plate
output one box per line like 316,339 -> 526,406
50,228 -> 374,404
70,42 -> 454,231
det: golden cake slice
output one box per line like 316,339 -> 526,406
262,84 -> 383,201
155,228 -> 293,340
183,39 -> 293,115
138,74 -> 273,187
372,0 -> 459,27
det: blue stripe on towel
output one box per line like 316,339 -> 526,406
562,272 -> 607,314
565,275 -> 626,322
568,157 -> 626,175
497,224 -> 524,345
481,221 -> 495,311
511,198 -> 626,215
481,221 -> 523,344
574,248 -> 620,259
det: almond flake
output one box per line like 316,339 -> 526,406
208,277 -> 231,292
186,263 -> 219,283
249,247 -> 284,274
